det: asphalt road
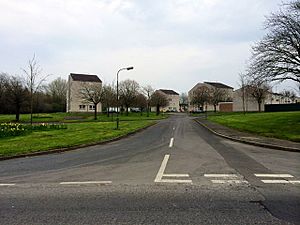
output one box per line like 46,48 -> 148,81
0,114 -> 299,225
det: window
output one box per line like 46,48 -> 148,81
79,105 -> 86,110
89,105 -> 95,110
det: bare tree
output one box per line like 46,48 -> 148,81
6,76 -> 29,121
210,88 -> 227,113
248,77 -> 271,112
248,1 -> 300,84
179,92 -> 188,112
238,73 -> 251,114
79,82 -> 104,120
134,93 -> 147,115
22,55 -> 49,124
119,79 -> 140,116
190,86 -> 211,111
102,83 -> 117,117
143,85 -> 154,117
46,77 -> 67,112
150,91 -> 168,115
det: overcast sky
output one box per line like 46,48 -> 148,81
0,0 -> 291,93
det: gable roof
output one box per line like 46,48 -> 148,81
70,73 -> 102,83
159,89 -> 179,95
204,82 -> 233,89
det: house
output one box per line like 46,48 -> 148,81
188,82 -> 234,112
154,89 -> 180,112
66,73 -> 102,113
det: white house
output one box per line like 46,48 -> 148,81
66,73 -> 102,113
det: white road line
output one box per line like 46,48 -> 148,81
211,180 -> 248,184
173,127 -> 175,130
163,174 -> 190,177
158,179 -> 192,183
254,174 -> 293,178
60,181 -> 112,185
204,174 -> 239,178
261,180 -> 289,184
0,183 -> 16,186
154,154 -> 170,182
169,138 -> 174,148
290,181 -> 300,184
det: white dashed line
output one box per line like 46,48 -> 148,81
169,138 -> 174,148
60,181 -> 112,185
173,127 -> 175,130
211,180 -> 248,184
204,174 -> 239,178
261,180 -> 290,184
0,183 -> 15,186
163,174 -> 190,177
254,174 -> 294,178
158,179 -> 193,183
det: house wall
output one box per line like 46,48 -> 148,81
67,77 -> 102,113
161,92 -> 180,112
232,89 -> 264,112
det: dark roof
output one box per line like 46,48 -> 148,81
204,82 -> 233,89
70,73 -> 102,83
159,89 -> 179,95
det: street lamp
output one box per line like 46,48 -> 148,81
116,66 -> 134,129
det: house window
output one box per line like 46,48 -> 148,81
79,105 -> 86,110
89,105 -> 95,110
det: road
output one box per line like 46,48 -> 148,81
0,114 -> 299,224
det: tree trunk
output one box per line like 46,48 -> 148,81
106,104 -> 110,117
126,106 -> 129,116
214,104 -> 217,113
258,101 -> 261,112
15,104 -> 20,122
156,105 -> 160,115
94,103 -> 97,120
147,104 -> 150,117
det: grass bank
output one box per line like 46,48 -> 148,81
0,112 -> 167,123
0,120 -> 155,158
208,111 -> 300,142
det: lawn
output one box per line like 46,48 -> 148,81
0,112 -> 167,123
0,120 -> 155,158
208,111 -> 300,142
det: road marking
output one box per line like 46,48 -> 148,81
173,127 -> 175,130
204,174 -> 239,178
211,180 -> 249,184
154,154 -> 170,182
169,138 -> 174,148
158,179 -> 193,183
60,181 -> 112,185
254,174 -> 294,178
163,174 -> 190,177
0,183 -> 15,186
154,154 -> 192,184
261,180 -> 290,184
290,181 -> 300,184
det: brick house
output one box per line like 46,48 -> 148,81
66,73 -> 102,113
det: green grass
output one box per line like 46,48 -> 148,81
208,111 -> 300,142
0,120 -> 155,158
0,112 -> 167,123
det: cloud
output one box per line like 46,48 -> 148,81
0,0 -> 286,93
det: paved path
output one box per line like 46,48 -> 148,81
0,114 -> 299,224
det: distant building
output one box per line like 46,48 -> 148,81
66,73 -> 102,113
188,82 -> 234,112
153,89 -> 180,112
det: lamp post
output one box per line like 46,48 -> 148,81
116,66 -> 134,129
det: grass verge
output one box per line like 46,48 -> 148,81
208,111 -> 300,142
0,120 -> 155,158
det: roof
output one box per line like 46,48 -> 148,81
159,89 -> 179,95
70,73 -> 102,83
204,82 -> 233,89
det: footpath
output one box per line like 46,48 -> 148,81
195,117 -> 300,152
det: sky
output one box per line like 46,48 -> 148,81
0,0 -> 294,94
